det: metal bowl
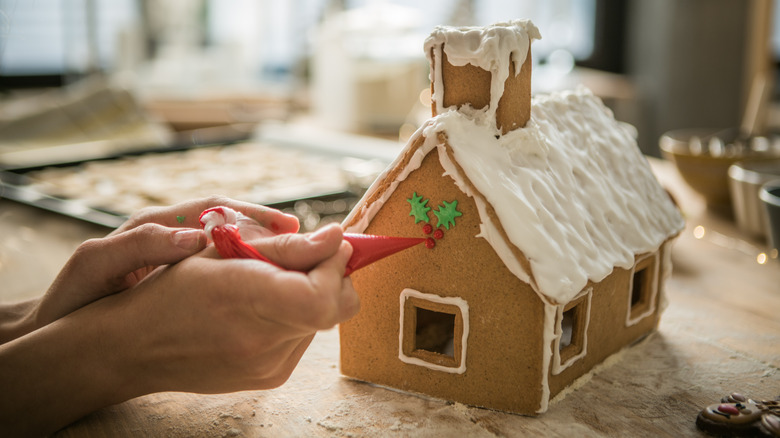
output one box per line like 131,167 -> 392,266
759,179 -> 780,253
660,128 -> 780,211
729,159 -> 780,239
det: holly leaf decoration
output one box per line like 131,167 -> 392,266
434,200 -> 462,230
407,192 -> 431,224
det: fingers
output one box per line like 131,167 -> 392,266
247,223 -> 344,271
113,196 -> 299,236
99,224 -> 208,288
204,234 -> 358,332
235,215 -> 280,241
307,241 -> 359,324
258,239 -> 358,331
39,224 -> 207,324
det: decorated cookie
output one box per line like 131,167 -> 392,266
696,393 -> 780,437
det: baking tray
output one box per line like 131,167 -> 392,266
0,168 -> 359,230
0,123 -> 256,171
0,134 -> 364,230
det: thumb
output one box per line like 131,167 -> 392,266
105,223 -> 207,278
249,223 -> 344,272
38,224 -> 206,326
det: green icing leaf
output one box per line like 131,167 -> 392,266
433,200 -> 462,230
176,215 -> 186,224
407,192 -> 431,223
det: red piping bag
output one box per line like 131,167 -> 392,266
199,207 -> 424,276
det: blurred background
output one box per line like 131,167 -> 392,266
0,0 -> 778,232
2,0 -> 776,151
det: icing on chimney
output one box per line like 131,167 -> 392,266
424,20 -> 541,135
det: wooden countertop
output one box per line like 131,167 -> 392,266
1,159 -> 778,437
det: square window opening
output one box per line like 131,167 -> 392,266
415,308 -> 456,357
559,307 -> 576,351
631,268 -> 647,308
558,299 -> 586,362
552,289 -> 592,375
400,292 -> 466,371
627,254 -> 659,324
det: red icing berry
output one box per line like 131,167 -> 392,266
425,237 -> 436,249
423,224 -> 433,234
717,404 -> 740,416
433,229 -> 444,239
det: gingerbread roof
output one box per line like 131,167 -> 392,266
344,86 -> 684,304
344,20 -> 683,304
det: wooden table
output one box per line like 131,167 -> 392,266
1,159 -> 778,437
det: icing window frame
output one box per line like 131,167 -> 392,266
398,288 -> 469,374
552,288 -> 592,375
626,252 -> 660,326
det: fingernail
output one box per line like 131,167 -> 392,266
173,229 -> 205,251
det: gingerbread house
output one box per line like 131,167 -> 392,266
340,20 -> 684,415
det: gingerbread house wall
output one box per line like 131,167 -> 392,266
544,245 -> 670,399
340,148 -> 549,415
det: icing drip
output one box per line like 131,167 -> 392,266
539,302 -> 557,413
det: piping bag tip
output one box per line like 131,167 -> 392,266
343,233 -> 426,276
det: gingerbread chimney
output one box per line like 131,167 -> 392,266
424,20 -> 540,135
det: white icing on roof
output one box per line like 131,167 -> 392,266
344,87 -> 684,304
424,20 -> 541,125
433,87 -> 683,302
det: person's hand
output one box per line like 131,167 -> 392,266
30,196 -> 300,338
0,197 -> 358,436
91,220 -> 359,395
